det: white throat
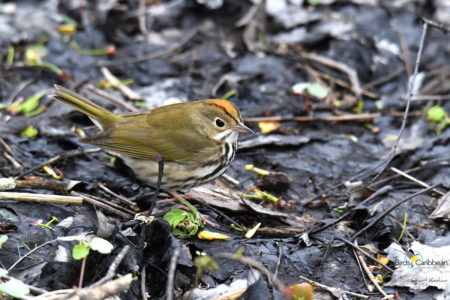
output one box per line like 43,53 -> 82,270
215,130 -> 238,143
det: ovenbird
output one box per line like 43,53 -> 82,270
53,85 -> 253,190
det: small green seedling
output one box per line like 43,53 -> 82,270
59,236 -> 113,288
163,209 -> 201,237
426,105 -> 449,134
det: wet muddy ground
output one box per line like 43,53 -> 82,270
0,1 -> 449,299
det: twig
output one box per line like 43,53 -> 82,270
221,174 -> 240,186
97,183 -> 137,207
212,252 -> 286,293
351,184 -> 439,239
165,246 -> 181,300
392,16 -> 412,76
366,22 -> 428,186
369,157 -> 450,188
71,191 -> 133,219
16,148 -> 103,179
363,66 -> 405,90
8,239 -> 57,271
300,52 -> 362,97
100,67 -> 143,101
0,178 -> 68,194
244,113 -> 380,123
357,249 -> 388,297
0,191 -> 82,204
335,237 -> 394,273
419,16 -> 450,32
315,71 -> 378,99
90,245 -> 131,287
309,185 -> 393,235
141,266 -> 148,300
298,275 -> 369,299
34,274 -> 133,300
0,137 -> 23,168
85,84 -> 138,112
409,94 -> 450,101
390,167 -> 445,196
138,0 -> 149,35
70,273 -> 133,300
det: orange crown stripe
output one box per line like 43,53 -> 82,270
207,99 -> 238,115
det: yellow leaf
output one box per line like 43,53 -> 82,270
42,166 -> 62,180
198,230 -> 230,240
258,121 -> 280,133
377,254 -> 389,268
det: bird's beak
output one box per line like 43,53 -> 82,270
232,123 -> 255,134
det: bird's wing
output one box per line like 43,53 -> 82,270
81,116 -> 215,162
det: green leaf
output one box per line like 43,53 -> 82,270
307,83 -> 328,99
308,0 -> 322,5
90,237 -> 113,254
164,209 -> 190,225
0,278 -> 30,298
19,91 -> 45,114
21,125 -> 38,137
72,243 -> 90,260
0,235 -> 8,248
436,119 -> 448,135
427,105 -> 446,122
163,209 -> 199,237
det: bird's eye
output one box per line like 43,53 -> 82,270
215,118 -> 225,128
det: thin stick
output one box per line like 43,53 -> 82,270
141,266 -> 148,300
90,245 -> 131,287
100,67 -> 143,101
390,167 -> 445,196
335,237 -> 394,273
0,192 -> 82,204
78,256 -> 87,288
71,191 -> 133,219
366,22 -> 428,185
8,239 -> 57,271
419,16 -> 450,32
0,178 -> 68,194
97,183 -> 137,207
244,113 -> 380,123
357,252 -> 388,297
298,275 -> 369,299
165,247 -> 181,300
85,84 -> 138,112
352,184 -> 438,239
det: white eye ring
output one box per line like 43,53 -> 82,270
215,118 -> 225,128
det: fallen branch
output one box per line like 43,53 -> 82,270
0,191 -> 82,204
